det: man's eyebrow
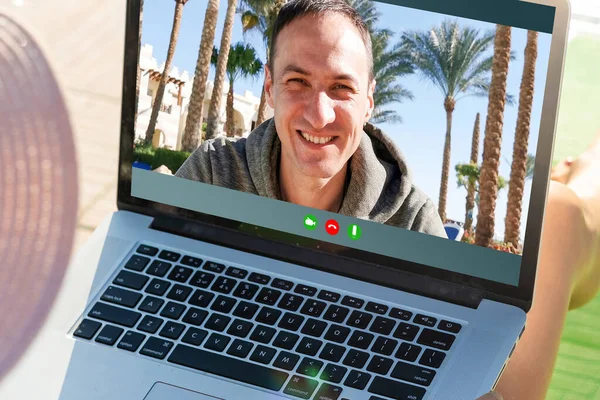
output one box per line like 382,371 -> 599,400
282,65 -> 359,85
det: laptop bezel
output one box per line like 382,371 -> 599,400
117,0 -> 570,311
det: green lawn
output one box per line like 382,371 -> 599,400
546,35 -> 600,399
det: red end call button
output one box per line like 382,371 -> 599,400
325,219 -> 340,235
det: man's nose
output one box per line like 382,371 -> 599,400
304,91 -> 335,129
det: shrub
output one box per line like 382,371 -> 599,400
133,142 -> 191,173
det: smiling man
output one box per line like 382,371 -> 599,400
175,0 -> 446,237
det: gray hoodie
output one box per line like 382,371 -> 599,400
175,119 -> 447,238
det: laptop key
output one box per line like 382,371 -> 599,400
140,337 -> 174,360
159,321 -> 185,340
294,284 -> 317,297
188,289 -> 215,308
271,278 -> 294,291
95,324 -> 124,346
320,363 -> 348,383
117,330 -> 146,352
203,261 -> 226,273
227,339 -> 254,358
413,314 -> 437,327
417,328 -> 455,351
393,322 -> 420,341
89,302 -> 142,328
368,376 -> 426,400
347,311 -> 373,329
189,271 -> 215,288
300,300 -> 327,317
438,320 -> 462,334
342,349 -> 370,369
366,356 -> 393,375
181,255 -> 203,268
297,337 -> 323,356
124,254 -> 150,272
160,301 -> 186,320
225,266 -> 248,279
273,331 -> 300,350
323,305 -> 349,323
256,307 -> 281,325
371,337 -> 398,356
249,325 -> 276,344
284,375 -> 318,399
365,302 -> 388,315
256,288 -> 282,306
370,316 -> 396,335
145,278 -> 170,296
319,343 -> 346,362
73,319 -> 102,340
273,351 -> 300,370
249,345 -> 277,364
419,349 -> 446,368
166,284 -> 192,302
113,270 -> 148,291
181,327 -> 208,346
147,260 -> 172,277
279,312 -> 305,331
301,318 -> 327,337
204,313 -> 231,332
248,272 -> 271,285
318,290 -> 340,303
227,319 -> 254,338
204,333 -> 230,352
389,308 -> 413,321
314,383 -> 343,400
233,301 -> 259,319
212,277 -> 238,294
324,324 -> 351,343
136,244 -> 158,256
341,296 -> 364,309
232,282 -> 259,300
101,286 -> 142,308
182,307 -> 208,326
167,266 -> 193,283
278,293 -> 304,312
344,370 -> 371,390
138,315 -> 164,334
391,361 -> 436,386
138,296 -> 164,314
210,295 -> 237,313
395,343 -> 421,362
169,344 -> 288,391
347,330 -> 374,350
297,357 -> 323,377
158,250 -> 180,262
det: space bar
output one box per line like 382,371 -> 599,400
167,344 -> 289,392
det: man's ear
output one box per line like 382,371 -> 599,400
265,65 -> 275,108
365,79 -> 376,122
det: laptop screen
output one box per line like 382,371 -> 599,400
130,0 -> 558,287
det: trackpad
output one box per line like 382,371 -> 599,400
144,382 -> 224,400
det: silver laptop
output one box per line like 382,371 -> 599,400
61,0 -> 568,399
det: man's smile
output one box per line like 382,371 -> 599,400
297,130 -> 338,145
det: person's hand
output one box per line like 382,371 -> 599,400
476,392 -> 503,400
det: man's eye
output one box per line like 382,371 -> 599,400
333,84 -> 351,90
288,78 -> 306,84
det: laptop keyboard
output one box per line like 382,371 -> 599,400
73,243 -> 464,400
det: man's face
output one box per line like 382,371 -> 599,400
265,13 -> 375,179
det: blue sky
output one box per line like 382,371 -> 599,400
142,0 -> 553,241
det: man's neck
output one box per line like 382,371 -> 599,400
279,157 -> 348,212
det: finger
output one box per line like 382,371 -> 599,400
476,391 -> 503,400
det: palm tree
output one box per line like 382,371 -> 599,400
135,0 -> 145,127
205,0 -> 238,140
212,43 -> 263,137
401,21 -> 496,222
504,31 -> 538,247
476,25 -> 512,247
181,0 -> 220,152
144,0 -> 189,144
464,113 -> 481,233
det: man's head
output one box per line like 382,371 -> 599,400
265,0 -> 376,180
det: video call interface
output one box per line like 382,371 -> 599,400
132,0 -> 554,284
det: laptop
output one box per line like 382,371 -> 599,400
58,0 -> 568,399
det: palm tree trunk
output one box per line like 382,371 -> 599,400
206,0 -> 238,140
476,25 -> 512,247
438,96 -> 455,223
181,0 -> 220,152
144,0 -> 185,144
226,82 -> 235,137
135,0 -> 144,129
504,31 -> 538,247
255,81 -> 268,127
464,112 -> 480,233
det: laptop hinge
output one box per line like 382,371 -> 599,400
150,214 -> 528,311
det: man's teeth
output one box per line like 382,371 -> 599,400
300,131 -> 333,144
